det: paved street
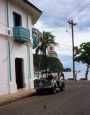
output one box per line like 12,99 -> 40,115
0,82 -> 90,115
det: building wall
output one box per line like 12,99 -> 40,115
10,40 -> 30,91
0,36 -> 32,95
0,0 -> 34,95
0,37 -> 9,95
29,46 -> 34,88
8,1 -> 32,39
8,1 -> 27,28
0,0 -> 7,24
0,0 -> 33,40
0,0 -> 8,35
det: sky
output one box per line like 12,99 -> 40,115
30,0 -> 90,74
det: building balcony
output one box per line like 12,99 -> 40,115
13,26 -> 30,43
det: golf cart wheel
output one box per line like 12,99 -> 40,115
50,88 -> 56,94
60,87 -> 64,91
52,85 -> 57,94
36,89 -> 40,94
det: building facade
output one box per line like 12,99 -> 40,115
0,0 -> 42,95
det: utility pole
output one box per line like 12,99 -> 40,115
68,19 -> 77,80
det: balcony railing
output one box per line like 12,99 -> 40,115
13,26 -> 30,43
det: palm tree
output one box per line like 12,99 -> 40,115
36,31 -> 57,56
35,31 -> 57,77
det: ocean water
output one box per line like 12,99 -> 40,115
59,54 -> 90,80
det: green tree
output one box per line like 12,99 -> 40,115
35,31 -> 57,76
36,31 -> 56,56
74,42 -> 90,80
34,54 -> 63,73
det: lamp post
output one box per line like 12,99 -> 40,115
68,19 -> 77,80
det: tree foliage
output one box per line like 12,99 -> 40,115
34,31 -> 58,76
35,31 -> 57,56
74,42 -> 90,79
34,54 -> 63,73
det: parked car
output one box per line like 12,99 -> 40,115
34,76 -> 65,94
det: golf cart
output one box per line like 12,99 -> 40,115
34,72 -> 65,94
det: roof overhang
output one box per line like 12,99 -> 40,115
10,0 -> 42,24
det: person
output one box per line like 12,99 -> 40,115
60,72 -> 64,81
55,73 -> 60,88
47,73 -> 53,81
60,72 -> 65,91
56,72 -> 65,90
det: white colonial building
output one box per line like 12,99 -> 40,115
0,0 -> 42,95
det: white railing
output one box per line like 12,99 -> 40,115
64,72 -> 73,79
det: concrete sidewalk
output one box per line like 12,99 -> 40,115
0,89 -> 35,106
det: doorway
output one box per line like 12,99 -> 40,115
15,58 -> 24,89
13,12 -> 22,27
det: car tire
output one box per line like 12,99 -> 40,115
52,85 -> 57,94
36,89 -> 40,94
60,82 -> 65,91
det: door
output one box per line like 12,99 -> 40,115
15,58 -> 24,89
13,12 -> 22,27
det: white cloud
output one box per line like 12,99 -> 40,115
31,0 -> 90,70
35,20 -> 90,56
31,0 -> 90,30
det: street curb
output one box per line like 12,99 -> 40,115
0,91 -> 36,107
